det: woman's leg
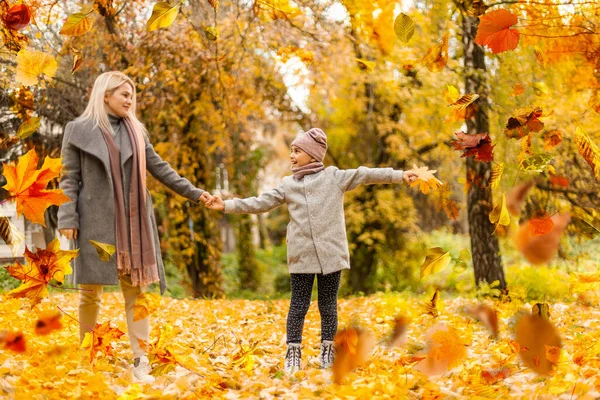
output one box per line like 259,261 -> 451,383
78,284 -> 104,342
316,271 -> 341,342
120,275 -> 150,359
286,274 -> 315,344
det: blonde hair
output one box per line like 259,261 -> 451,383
77,71 -> 146,136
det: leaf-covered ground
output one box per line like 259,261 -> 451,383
1,291 -> 600,399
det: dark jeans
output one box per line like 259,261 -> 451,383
286,271 -> 341,344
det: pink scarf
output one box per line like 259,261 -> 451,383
292,162 -> 325,180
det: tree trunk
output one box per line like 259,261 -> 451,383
462,13 -> 506,289
237,214 -> 261,291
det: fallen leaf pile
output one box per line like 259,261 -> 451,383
1,291 -> 600,398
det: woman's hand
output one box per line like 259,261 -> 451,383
403,170 -> 418,184
198,192 -> 214,206
206,195 -> 225,211
59,229 -> 78,240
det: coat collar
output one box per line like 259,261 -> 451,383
67,118 -> 133,172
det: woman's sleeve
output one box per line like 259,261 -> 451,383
223,184 -> 286,214
57,122 -> 81,229
145,141 -> 204,202
333,166 -> 404,192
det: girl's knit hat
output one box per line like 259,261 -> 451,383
291,128 -> 328,162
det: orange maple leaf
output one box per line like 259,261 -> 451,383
81,321 -> 125,365
527,210 -> 555,236
2,149 -> 71,226
409,164 -> 443,194
5,238 -> 78,307
333,327 -> 375,384
0,331 -> 27,353
35,310 -> 63,335
475,9 -> 520,54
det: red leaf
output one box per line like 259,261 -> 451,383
505,106 -> 544,140
1,331 -> 26,353
452,131 -> 495,162
527,210 -> 554,236
481,366 -> 512,384
3,4 -> 31,31
549,175 -> 569,188
475,9 -> 520,54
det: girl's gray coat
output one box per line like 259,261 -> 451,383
224,166 -> 404,275
57,118 -> 203,293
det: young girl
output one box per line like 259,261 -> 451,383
207,128 -> 416,373
58,71 -> 212,382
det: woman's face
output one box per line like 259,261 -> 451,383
105,83 -> 133,117
290,145 -> 314,168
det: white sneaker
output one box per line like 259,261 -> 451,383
132,355 -> 155,383
284,343 -> 302,374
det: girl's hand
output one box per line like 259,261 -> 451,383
59,229 -> 78,240
403,170 -> 418,184
207,196 -> 225,211
199,192 -> 213,206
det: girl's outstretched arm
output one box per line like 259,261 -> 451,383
334,166 -> 410,192
221,184 -> 286,214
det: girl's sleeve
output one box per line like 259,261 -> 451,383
333,166 -> 404,192
57,122 -> 81,230
145,141 -> 204,202
224,184 -> 286,214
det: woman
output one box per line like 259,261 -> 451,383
57,71 -> 211,382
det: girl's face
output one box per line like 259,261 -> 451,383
105,83 -> 133,117
290,145 -> 314,168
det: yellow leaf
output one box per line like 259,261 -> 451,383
574,125 -> 600,179
442,84 -> 459,104
146,2 -> 179,32
356,58 -> 375,72
89,240 -> 115,262
15,49 -> 58,86
422,33 -> 448,72
420,247 -> 451,279
409,164 -> 443,194
447,93 -> 479,110
16,117 -> 40,139
208,0 -> 219,11
490,162 -> 504,189
394,13 -> 415,43
489,194 -> 510,228
71,47 -> 83,73
133,292 -> 162,322
59,12 -> 93,36
204,26 -> 220,41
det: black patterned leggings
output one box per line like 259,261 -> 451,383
286,271 -> 341,344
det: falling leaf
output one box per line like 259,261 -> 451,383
505,180 -> 534,216
424,289 -> 439,317
415,324 -> 467,376
490,162 -> 504,189
481,366 -> 512,384
15,49 -> 58,86
59,12 -> 93,36
549,174 -> 568,188
515,313 -> 561,375
133,292 -> 162,322
16,117 -> 40,139
232,341 -> 259,373
442,84 -> 460,104
466,304 -> 499,338
475,9 -> 520,54
5,238 -> 78,307
204,26 -> 220,41
422,33 -> 449,72
542,130 -> 562,151
333,327 -> 375,384
0,331 -> 26,353
71,47 -> 83,73
532,82 -> 548,97
527,210 -> 554,236
519,153 -> 553,173
89,240 -> 115,262
1,149 -> 71,225
452,131 -> 495,162
514,213 -> 570,265
504,106 -> 544,140
147,1 -> 179,32
510,83 -> 525,97
534,49 -> 546,68
447,94 -> 479,110
394,13 -> 415,43
2,4 -> 31,31
0,214 -> 25,257
409,164 -> 443,194
420,247 -> 451,279
574,125 -> 600,179
489,194 -> 510,229
389,316 -> 410,348
532,302 -> 550,320
81,321 -> 125,365
35,311 -> 63,335
356,58 -> 375,72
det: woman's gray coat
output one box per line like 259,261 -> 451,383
57,118 -> 203,293
224,166 -> 404,275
